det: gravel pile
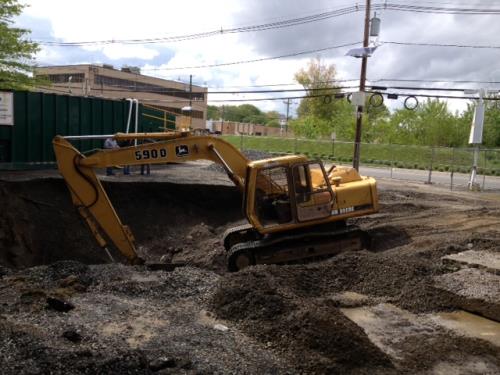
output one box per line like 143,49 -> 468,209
0,263 -> 291,374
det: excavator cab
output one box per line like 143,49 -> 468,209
244,157 -> 335,233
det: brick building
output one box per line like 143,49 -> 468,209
207,120 -> 292,137
35,64 -> 207,129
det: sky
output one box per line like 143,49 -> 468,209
15,0 -> 500,116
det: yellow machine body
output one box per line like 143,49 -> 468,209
53,131 -> 378,264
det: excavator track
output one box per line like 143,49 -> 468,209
223,223 -> 261,250
227,225 -> 369,272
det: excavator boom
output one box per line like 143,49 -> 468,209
53,132 -> 250,263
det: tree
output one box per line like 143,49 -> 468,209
265,110 -> 281,127
0,0 -> 40,90
290,116 -> 331,139
207,105 -> 221,120
387,99 -> 468,147
295,57 -> 341,120
208,104 -> 271,125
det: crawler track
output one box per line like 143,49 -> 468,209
227,225 -> 369,271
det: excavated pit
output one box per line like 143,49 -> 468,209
1,169 -> 500,374
0,178 -> 243,271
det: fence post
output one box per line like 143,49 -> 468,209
426,147 -> 435,184
482,149 -> 487,191
450,147 -> 455,191
390,144 -> 394,179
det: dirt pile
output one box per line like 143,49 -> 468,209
211,266 -> 393,374
0,262 -> 291,374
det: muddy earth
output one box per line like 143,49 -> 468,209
1,162 -> 500,374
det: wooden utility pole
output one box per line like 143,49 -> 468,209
189,74 -> 193,128
352,0 -> 371,171
284,98 -> 291,135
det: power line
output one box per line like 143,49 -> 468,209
136,39 -> 500,72
365,90 -> 500,101
32,3 -> 500,47
34,5 -> 362,47
370,78 -> 500,84
142,42 -> 360,71
207,78 -> 360,89
383,40 -> 500,49
38,85 -> 499,104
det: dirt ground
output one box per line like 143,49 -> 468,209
0,162 -> 499,374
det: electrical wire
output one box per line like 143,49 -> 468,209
370,78 -> 500,84
383,40 -> 500,49
98,38 -> 500,73
32,3 -> 500,47
34,5 -> 362,47
142,42 -> 360,71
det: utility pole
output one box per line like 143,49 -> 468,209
283,98 -> 291,135
221,105 -> 225,135
189,74 -> 193,128
352,0 -> 371,171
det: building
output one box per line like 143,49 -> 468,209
35,64 -> 208,129
208,120 -> 293,137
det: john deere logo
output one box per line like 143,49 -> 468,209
175,145 -> 189,157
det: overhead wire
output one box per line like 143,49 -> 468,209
31,3 -> 500,47
115,39 -> 500,72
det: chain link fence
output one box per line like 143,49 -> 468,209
225,135 -> 500,192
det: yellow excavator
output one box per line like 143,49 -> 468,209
53,131 -> 378,271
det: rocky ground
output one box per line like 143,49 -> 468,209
0,161 -> 499,374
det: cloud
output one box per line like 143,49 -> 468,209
16,13 -> 175,68
14,0 -> 500,114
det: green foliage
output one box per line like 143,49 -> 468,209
208,105 -> 282,127
293,58 -> 391,141
387,99 -> 470,147
207,105 -> 220,120
0,0 -> 40,90
289,116 -> 330,138
295,57 -> 341,120
483,100 -> 500,147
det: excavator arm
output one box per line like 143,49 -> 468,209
53,132 -> 250,263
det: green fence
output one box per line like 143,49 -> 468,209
0,90 -> 172,169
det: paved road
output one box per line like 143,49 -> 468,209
358,165 -> 500,192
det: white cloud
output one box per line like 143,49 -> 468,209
96,45 -> 159,60
18,0 -> 500,116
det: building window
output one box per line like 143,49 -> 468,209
42,73 -> 85,84
94,74 -> 205,101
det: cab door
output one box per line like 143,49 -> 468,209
292,162 -> 334,222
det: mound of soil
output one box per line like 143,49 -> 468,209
211,266 -> 394,374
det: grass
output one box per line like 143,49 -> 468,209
222,135 -> 500,176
